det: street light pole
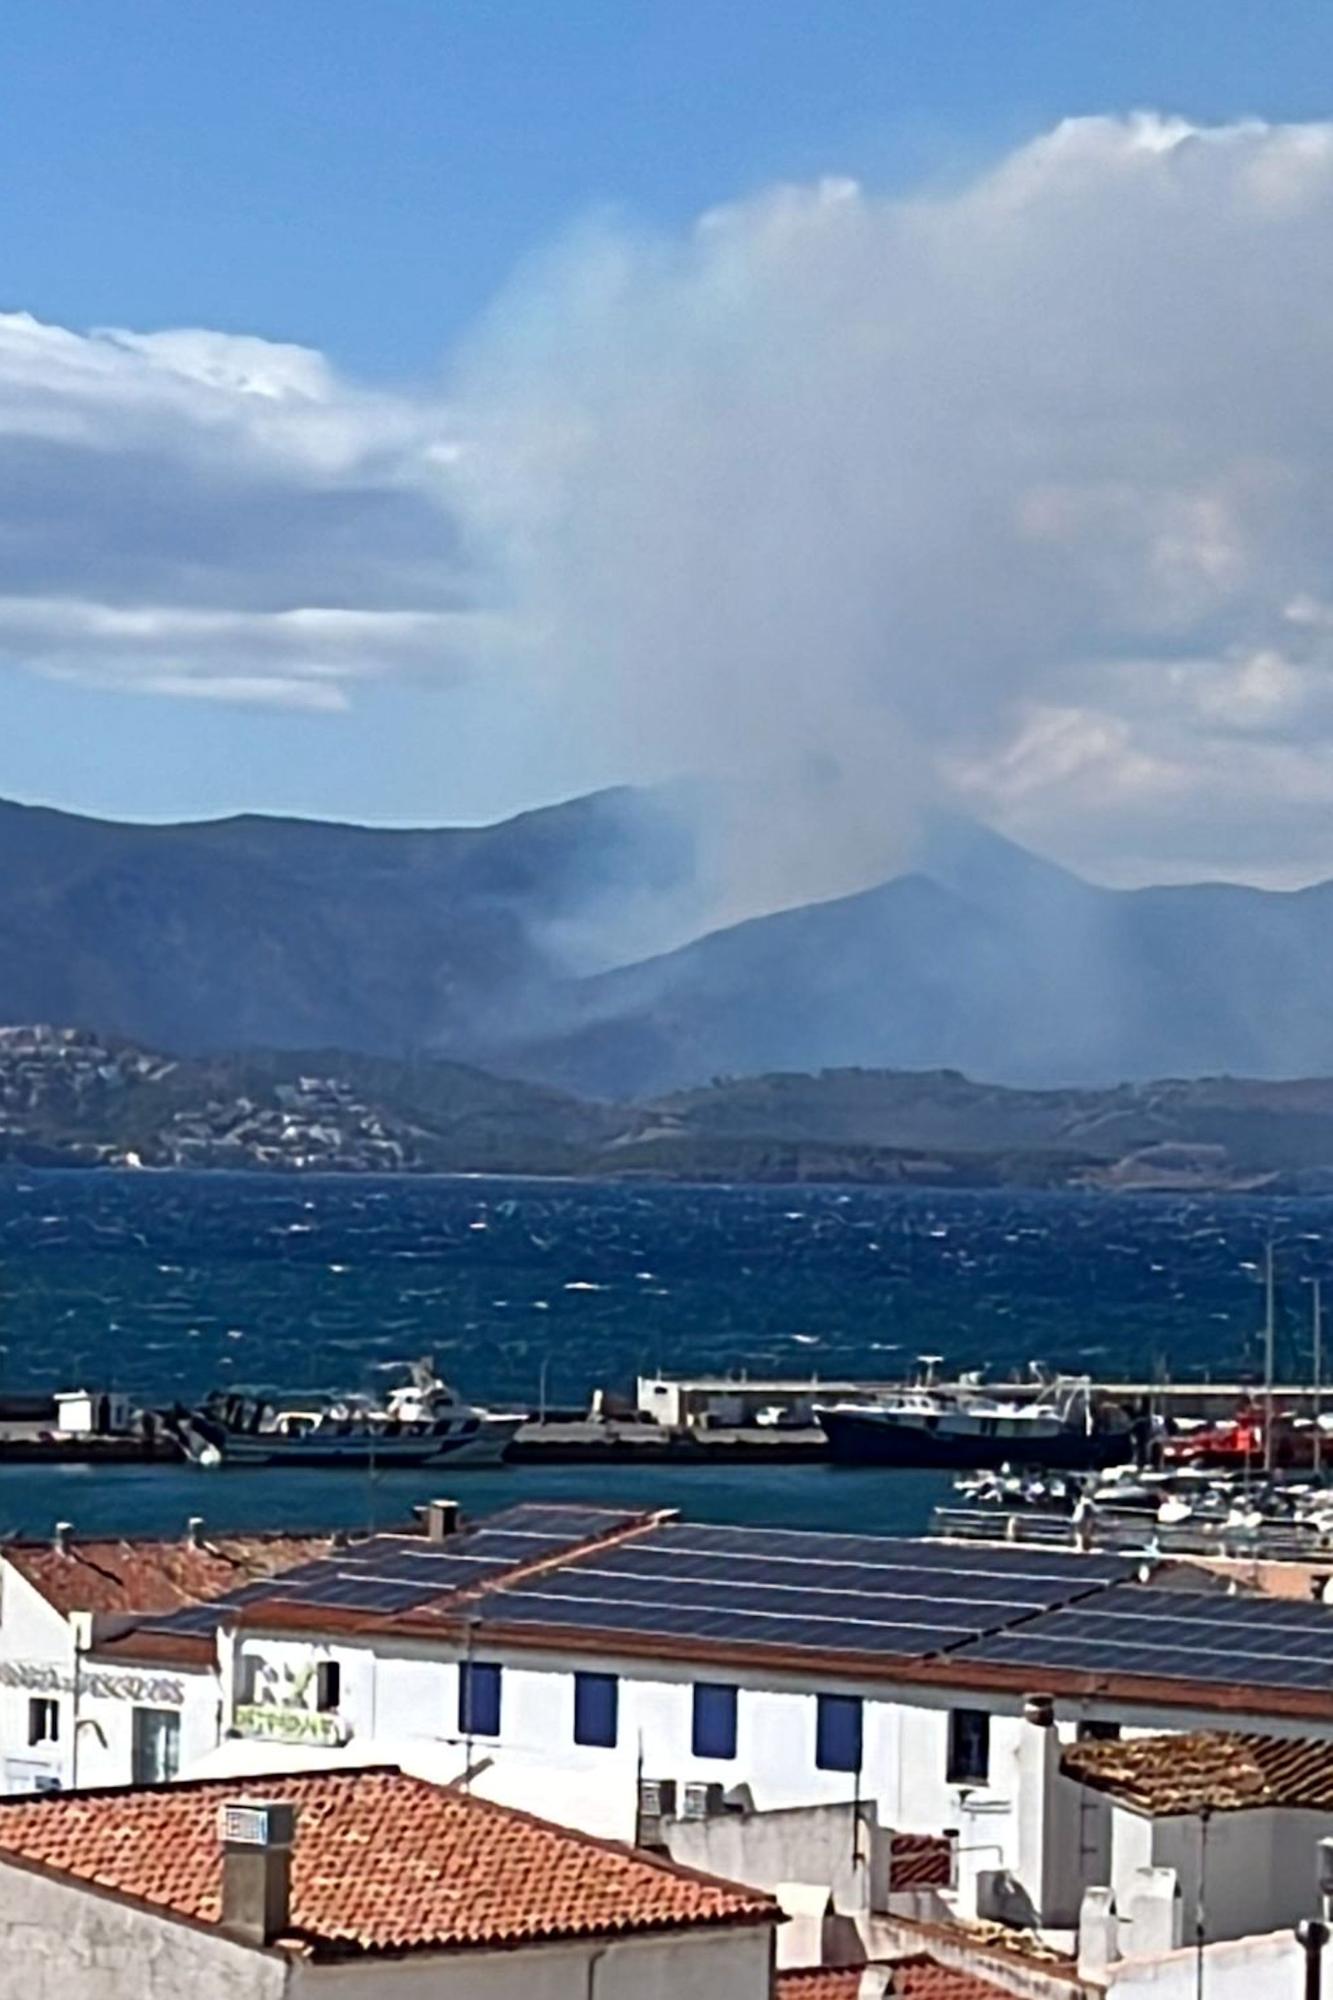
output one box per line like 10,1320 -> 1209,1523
1298,1918 -> 1328,2000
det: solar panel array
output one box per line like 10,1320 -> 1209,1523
473,1522 -> 1136,1661
958,1582 -> 1333,1691
137,1504 -> 650,1639
128,1504 -> 1333,1699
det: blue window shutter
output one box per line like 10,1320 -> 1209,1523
692,1682 -> 738,1759
459,1661 -> 502,1737
815,1694 -> 862,1773
573,1672 -> 618,1748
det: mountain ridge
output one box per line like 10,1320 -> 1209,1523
4,790 -> 1333,1094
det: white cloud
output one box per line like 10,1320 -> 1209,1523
9,116 -> 1333,894
0,310 -> 473,712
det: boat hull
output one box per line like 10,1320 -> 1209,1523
818,1407 -> 1133,1471
205,1417 -> 522,1470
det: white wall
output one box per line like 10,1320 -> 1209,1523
0,1853 -> 286,2000
1148,1805 -> 1333,1945
291,1921 -> 774,2000
0,1846 -> 772,2000
219,1618 -> 1333,1943
0,1562 -> 76,1791
76,1663 -> 220,1790
1108,1928 -> 1304,1999
225,1631 -> 1081,1923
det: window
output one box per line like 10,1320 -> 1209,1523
1077,1720 -> 1121,1742
131,1707 -> 180,1785
236,1655 -> 260,1704
692,1682 -> 737,1760
27,1697 -> 58,1747
815,1694 -> 862,1773
573,1672 -> 618,1748
458,1660 -> 502,1737
946,1708 -> 990,1785
315,1660 -> 341,1712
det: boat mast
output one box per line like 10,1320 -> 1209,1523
1263,1240 -> 1276,1477
1314,1276 -> 1324,1480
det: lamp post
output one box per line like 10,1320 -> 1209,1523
1298,1919 -> 1328,2000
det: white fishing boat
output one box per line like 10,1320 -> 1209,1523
182,1358 -> 522,1469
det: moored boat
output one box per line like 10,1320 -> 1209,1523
817,1375 -> 1134,1470
180,1358 -> 521,1468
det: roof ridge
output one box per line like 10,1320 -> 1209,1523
0,1761 -> 398,1811
434,1778 -> 774,1905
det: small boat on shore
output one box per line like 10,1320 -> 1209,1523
178,1358 -> 521,1469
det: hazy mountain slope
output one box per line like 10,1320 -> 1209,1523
9,789 -> 1333,1095
0,789 -> 690,1056
488,826 -> 1333,1096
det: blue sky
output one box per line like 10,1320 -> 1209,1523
3,1 -> 1326,380
4,2 -> 1333,886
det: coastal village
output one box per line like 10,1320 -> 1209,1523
0,7 -> 1326,1995
0,1026 -> 413,1173
0,1483 -> 1329,1995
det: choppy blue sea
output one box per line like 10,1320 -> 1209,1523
0,1168 -> 1329,1537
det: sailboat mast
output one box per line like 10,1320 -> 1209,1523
1314,1277 -> 1324,1480
1263,1240 -> 1276,1477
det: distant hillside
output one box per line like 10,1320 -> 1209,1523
0,789 -> 690,1058
9,1029 -> 1333,1191
9,792 -> 1333,1096
488,819 -> 1333,1096
0,1027 -> 624,1176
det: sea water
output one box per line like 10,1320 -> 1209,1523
0,1168 -> 1327,1536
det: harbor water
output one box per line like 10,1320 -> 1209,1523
2,1166 -> 1332,1536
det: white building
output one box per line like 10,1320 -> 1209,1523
0,1521 -> 337,1793
0,1764 -> 781,1999
80,1505 -> 1333,1989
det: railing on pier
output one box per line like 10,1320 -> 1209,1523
930,1505 -> 1333,1565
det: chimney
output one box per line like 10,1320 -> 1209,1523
53,1521 -> 72,1555
425,1498 -> 460,1543
185,1515 -> 204,1549
218,1801 -> 297,1947
1078,1886 -> 1120,1981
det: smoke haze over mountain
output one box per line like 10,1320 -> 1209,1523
450,114 -> 1333,912
6,116 -> 1333,929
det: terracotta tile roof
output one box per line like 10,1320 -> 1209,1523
778,1958 -> 1012,1999
0,1767 -> 776,1961
777,1971 -> 865,2000
5,1532 -> 339,1617
1062,1729 -> 1333,1816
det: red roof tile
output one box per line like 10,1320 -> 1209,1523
6,1533 -> 337,1617
778,1958 -> 1012,2000
0,1768 -> 776,1960
1062,1729 -> 1333,1816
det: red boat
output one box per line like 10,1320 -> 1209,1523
1161,1398 -> 1324,1472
